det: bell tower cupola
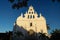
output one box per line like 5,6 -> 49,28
28,5 -> 34,14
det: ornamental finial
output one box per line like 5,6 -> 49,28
40,13 -> 42,17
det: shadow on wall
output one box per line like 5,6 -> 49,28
13,24 -> 49,40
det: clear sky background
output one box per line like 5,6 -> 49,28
0,0 -> 60,33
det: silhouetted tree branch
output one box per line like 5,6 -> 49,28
47,24 -> 50,30
50,29 -> 60,40
52,0 -> 60,2
8,0 -> 29,9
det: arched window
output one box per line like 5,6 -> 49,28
28,15 -> 29,18
33,15 -> 35,18
29,12 -> 31,14
30,23 -> 32,27
30,9 -> 32,11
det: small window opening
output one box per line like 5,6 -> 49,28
33,15 -> 35,18
30,9 -> 32,11
28,15 -> 29,18
32,12 -> 33,14
29,12 -> 31,14
30,23 -> 32,27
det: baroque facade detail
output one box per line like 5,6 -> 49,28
13,6 -> 48,36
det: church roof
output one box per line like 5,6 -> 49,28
16,6 -> 46,21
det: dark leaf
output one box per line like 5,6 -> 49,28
47,24 -> 50,30
22,1 -> 27,7
50,29 -> 60,40
18,0 -> 20,2
17,2 -> 23,7
8,0 -> 14,3
10,0 -> 28,9
57,0 -> 60,2
52,0 -> 55,2
12,3 -> 17,9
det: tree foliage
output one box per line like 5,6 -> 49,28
8,0 -> 29,9
38,33 -> 49,40
47,24 -> 50,30
50,29 -> 60,40
52,0 -> 60,2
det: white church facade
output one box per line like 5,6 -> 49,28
13,6 -> 48,36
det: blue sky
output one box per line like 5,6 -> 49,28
0,0 -> 60,33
